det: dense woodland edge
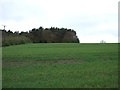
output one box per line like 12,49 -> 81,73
0,26 -> 80,46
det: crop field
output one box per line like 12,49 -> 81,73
2,43 -> 118,88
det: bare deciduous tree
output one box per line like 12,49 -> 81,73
100,40 -> 106,43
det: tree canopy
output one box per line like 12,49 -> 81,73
1,26 -> 80,46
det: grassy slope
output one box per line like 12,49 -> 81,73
2,43 -> 118,88
3,43 -> 118,62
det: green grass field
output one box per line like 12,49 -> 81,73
2,43 -> 118,88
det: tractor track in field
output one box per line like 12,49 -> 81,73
2,59 -> 85,67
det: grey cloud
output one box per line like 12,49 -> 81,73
0,0 -> 47,22
0,0 -> 118,43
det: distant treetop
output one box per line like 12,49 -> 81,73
2,26 -> 80,46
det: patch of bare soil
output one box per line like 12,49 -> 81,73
2,59 -> 85,67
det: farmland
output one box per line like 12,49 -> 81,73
2,43 -> 118,88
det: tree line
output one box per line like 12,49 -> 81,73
1,26 -> 80,46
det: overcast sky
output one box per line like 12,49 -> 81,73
0,0 -> 118,43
